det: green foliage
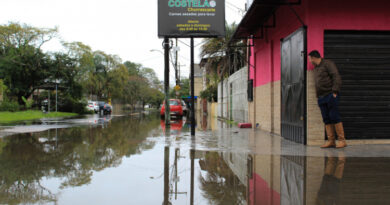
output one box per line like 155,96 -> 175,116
58,94 -> 87,114
21,96 -> 33,109
200,84 -> 218,102
170,78 -> 190,97
0,99 -> 20,112
0,110 -> 78,123
124,61 -> 142,76
200,22 -> 246,77
0,22 -> 58,105
0,22 -> 163,112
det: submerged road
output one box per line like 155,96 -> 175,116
0,112 -> 389,204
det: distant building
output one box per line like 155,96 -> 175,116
190,64 -> 203,98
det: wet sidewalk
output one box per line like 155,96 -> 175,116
0,113 -> 389,204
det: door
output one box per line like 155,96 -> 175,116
281,27 -> 307,144
324,30 -> 390,139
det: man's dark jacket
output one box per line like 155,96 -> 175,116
314,59 -> 342,97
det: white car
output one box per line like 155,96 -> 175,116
87,101 -> 99,113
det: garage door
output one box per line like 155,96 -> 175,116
324,30 -> 390,139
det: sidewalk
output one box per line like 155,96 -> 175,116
207,124 -> 390,158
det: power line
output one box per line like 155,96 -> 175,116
226,1 -> 245,12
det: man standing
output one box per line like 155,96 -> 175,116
309,50 -> 347,148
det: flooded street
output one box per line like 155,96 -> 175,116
0,112 -> 390,205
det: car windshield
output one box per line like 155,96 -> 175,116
169,100 -> 179,105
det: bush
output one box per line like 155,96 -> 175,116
58,95 -> 87,114
0,100 -> 20,112
200,84 -> 218,102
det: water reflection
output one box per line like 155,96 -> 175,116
0,114 -> 160,204
317,153 -> 346,205
1,113 -> 390,204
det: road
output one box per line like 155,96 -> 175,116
0,112 -> 389,204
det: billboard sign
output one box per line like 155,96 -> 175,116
158,0 -> 226,38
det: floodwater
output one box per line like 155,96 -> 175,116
0,112 -> 390,205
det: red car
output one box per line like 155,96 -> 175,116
160,99 -> 183,118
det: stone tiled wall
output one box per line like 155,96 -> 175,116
307,70 -> 325,145
249,81 -> 281,135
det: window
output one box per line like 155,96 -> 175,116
169,100 -> 179,106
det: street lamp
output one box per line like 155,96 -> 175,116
150,49 -> 164,55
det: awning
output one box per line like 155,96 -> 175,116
231,0 -> 301,40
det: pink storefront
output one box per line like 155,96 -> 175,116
232,0 -> 390,145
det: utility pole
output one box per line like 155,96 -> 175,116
164,38 -> 171,125
175,38 -> 179,86
190,37 -> 195,136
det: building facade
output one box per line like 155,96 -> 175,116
232,0 -> 390,145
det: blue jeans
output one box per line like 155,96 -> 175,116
318,93 -> 341,125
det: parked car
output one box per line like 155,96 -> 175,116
160,99 -> 183,118
87,101 -> 99,113
181,100 -> 188,116
98,101 -> 112,115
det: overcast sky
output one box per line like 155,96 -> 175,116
0,0 -> 246,83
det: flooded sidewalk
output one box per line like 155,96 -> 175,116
0,113 -> 389,204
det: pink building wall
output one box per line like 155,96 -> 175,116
250,0 -> 390,87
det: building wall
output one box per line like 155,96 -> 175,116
249,0 -> 390,144
305,0 -> 390,144
217,68 -> 248,123
249,3 -> 306,135
217,79 -> 228,118
249,81 -> 280,134
194,77 -> 203,98
229,68 -> 249,123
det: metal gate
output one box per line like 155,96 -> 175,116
281,27 -> 307,144
324,31 -> 390,139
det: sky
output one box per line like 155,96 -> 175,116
0,0 -> 246,83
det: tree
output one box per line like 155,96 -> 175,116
200,22 -> 246,78
51,53 -> 86,113
108,64 -> 129,102
170,78 -> 190,97
139,67 -> 161,90
0,23 -> 58,106
123,61 -> 142,76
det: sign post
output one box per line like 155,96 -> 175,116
158,0 -> 225,137
190,37 -> 195,136
164,38 -> 171,126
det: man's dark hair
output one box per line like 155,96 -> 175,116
308,50 -> 321,58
